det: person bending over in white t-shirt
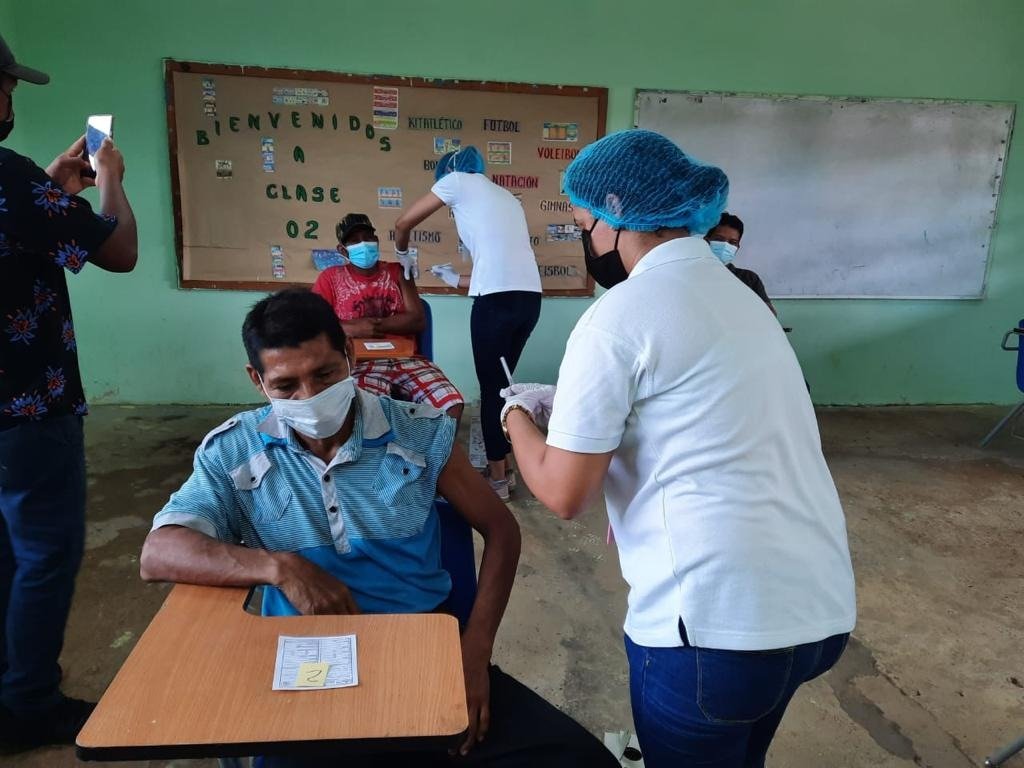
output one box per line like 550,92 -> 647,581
395,147 -> 542,502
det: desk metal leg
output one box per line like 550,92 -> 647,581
986,734 -> 1024,767
980,401 -> 1024,447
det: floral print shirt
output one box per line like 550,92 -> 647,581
0,148 -> 116,430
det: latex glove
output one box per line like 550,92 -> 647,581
500,383 -> 556,430
430,262 -> 461,288
395,248 -> 419,280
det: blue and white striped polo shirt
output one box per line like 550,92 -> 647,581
152,389 -> 457,616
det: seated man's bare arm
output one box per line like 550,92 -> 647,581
436,444 -> 520,649
140,525 -> 360,614
436,443 -> 521,753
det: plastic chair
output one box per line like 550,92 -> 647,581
416,297 -> 434,360
436,499 -> 478,628
980,319 -> 1024,447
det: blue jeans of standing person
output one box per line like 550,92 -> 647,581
0,415 -> 86,714
625,631 -> 849,768
470,291 -> 542,462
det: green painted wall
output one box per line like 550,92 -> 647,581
6,0 -> 1024,405
1,3 -> 14,49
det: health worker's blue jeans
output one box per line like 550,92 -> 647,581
0,415 -> 86,713
625,630 -> 849,768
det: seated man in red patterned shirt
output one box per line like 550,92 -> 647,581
313,213 -> 464,422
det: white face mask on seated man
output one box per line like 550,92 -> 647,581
260,373 -> 356,439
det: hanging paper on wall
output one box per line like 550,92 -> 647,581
542,122 -> 578,142
201,78 -> 217,117
270,245 -> 286,279
215,160 -> 233,179
259,136 -> 276,172
272,86 -> 329,106
487,141 -> 512,165
372,86 -> 399,130
433,137 -> 461,155
377,187 -> 403,208
311,249 -> 346,271
546,223 -> 581,242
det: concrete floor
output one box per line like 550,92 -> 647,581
6,404 -> 1024,767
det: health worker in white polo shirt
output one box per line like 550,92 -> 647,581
500,129 -> 856,768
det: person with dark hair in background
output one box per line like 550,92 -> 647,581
140,288 -> 617,768
395,147 -> 541,501
705,212 -> 777,315
0,34 -> 138,748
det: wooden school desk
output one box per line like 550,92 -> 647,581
77,584 -> 467,761
352,336 -> 416,362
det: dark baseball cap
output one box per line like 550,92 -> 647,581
0,34 -> 49,85
336,213 -> 376,243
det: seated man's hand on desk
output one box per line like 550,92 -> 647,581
140,526 -> 361,615
274,552 -> 361,615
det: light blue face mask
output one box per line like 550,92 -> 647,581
708,240 -> 738,265
347,241 -> 380,269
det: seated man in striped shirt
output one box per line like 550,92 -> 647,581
139,289 -> 614,768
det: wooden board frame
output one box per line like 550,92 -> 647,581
165,59 -> 605,296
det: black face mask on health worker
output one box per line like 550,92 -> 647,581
582,221 -> 628,290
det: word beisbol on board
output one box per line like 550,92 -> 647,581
194,110 -> 392,152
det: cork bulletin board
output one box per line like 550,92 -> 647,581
165,60 -> 607,295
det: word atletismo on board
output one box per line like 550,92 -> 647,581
167,61 -> 607,295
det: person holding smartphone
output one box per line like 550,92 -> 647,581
0,34 -> 138,749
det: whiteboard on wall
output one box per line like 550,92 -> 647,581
635,91 -> 1014,298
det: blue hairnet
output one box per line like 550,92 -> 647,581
563,129 -> 729,234
435,146 -> 485,181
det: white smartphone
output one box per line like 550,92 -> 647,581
85,114 -> 113,170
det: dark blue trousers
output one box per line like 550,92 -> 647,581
0,415 -> 86,713
625,631 -> 849,768
470,291 -> 541,462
